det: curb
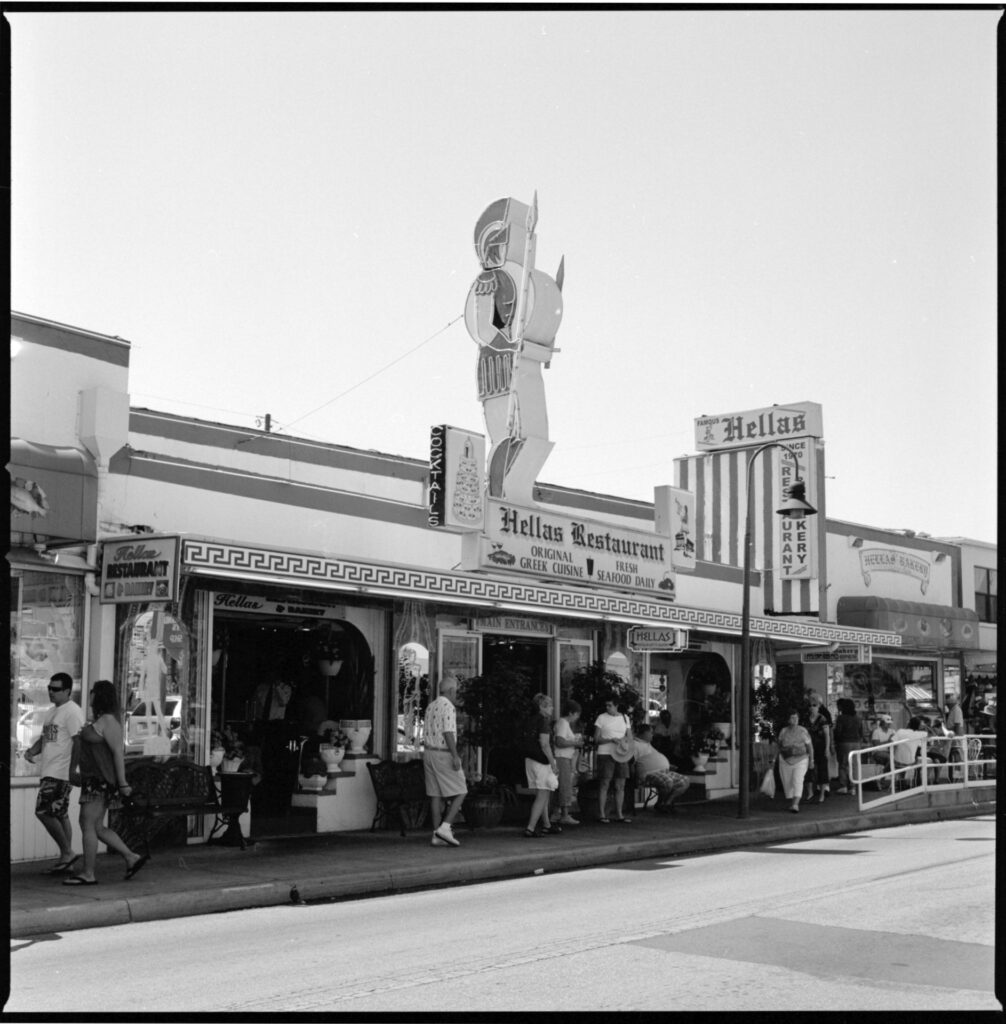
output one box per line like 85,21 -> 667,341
10,800 -> 995,938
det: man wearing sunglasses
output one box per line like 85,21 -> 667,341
23,672 -> 86,874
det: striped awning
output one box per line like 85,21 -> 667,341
836,596 -> 979,650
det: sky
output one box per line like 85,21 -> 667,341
8,9 -> 999,543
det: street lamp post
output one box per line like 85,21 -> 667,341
738,442 -> 818,819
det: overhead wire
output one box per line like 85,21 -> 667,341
280,315 -> 463,432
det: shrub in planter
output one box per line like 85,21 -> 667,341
458,663 -> 535,786
569,660 -> 644,740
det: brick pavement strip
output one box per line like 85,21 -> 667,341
9,793 -> 995,938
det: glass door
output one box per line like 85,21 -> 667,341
437,629 -> 482,777
556,640 -> 593,712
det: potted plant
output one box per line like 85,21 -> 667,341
704,688 -> 733,743
330,629 -> 375,754
462,771 -> 517,828
568,661 -> 643,817
569,660 -> 644,742
686,728 -> 722,771
458,663 -> 535,787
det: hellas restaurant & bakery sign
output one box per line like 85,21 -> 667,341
462,498 -> 676,597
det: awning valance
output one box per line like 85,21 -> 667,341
836,596 -> 979,650
181,537 -> 903,648
8,439 -> 98,542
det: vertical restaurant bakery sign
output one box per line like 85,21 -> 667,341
428,425 -> 486,531
776,436 -> 819,580
462,498 -> 676,597
100,535 -> 180,604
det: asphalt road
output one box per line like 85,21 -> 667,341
6,815 -> 998,1014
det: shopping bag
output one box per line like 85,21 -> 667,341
759,766 -> 776,798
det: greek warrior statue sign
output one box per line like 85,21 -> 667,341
463,193 -> 564,504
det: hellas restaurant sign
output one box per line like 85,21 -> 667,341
462,498 -> 676,597
100,535 -> 180,604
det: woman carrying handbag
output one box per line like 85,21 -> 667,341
64,680 -> 149,885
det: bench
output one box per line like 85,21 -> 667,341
112,757 -> 251,855
366,759 -> 429,836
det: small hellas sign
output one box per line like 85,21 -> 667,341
628,626 -> 689,652
428,425 -> 486,531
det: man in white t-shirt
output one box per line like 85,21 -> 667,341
23,672 -> 86,874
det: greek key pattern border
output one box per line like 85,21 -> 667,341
182,539 -> 901,646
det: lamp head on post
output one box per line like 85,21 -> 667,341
776,479 -> 817,519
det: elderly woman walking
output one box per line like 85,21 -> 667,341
777,709 -> 814,814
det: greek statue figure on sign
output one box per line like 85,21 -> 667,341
463,194 -> 564,504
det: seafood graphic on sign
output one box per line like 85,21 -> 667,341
464,194 -> 564,504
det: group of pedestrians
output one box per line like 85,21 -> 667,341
24,674 -> 150,885
420,681 -> 691,848
772,690 -> 972,811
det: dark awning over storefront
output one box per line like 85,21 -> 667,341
8,439 -> 98,542
836,595 -> 979,650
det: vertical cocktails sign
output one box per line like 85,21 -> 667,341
428,425 -> 486,531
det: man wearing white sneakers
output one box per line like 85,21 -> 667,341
422,675 -> 467,848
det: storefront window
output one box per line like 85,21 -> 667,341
838,658 -> 937,727
10,570 -> 86,778
974,566 -> 997,623
397,642 -> 430,754
117,608 -> 191,757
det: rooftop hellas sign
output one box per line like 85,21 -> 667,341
694,401 -> 823,451
694,401 -> 823,582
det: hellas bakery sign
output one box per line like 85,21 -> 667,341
462,498 -> 676,597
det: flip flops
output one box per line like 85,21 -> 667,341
43,855 -> 80,876
522,828 -> 540,838
62,875 -> 97,886
125,853 -> 150,880
598,817 -> 612,824
613,817 -> 633,824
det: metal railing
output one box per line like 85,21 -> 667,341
849,733 -> 997,811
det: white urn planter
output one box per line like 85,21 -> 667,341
319,744 -> 346,791
340,719 -> 372,754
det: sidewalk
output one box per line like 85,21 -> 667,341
10,788 -> 995,938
